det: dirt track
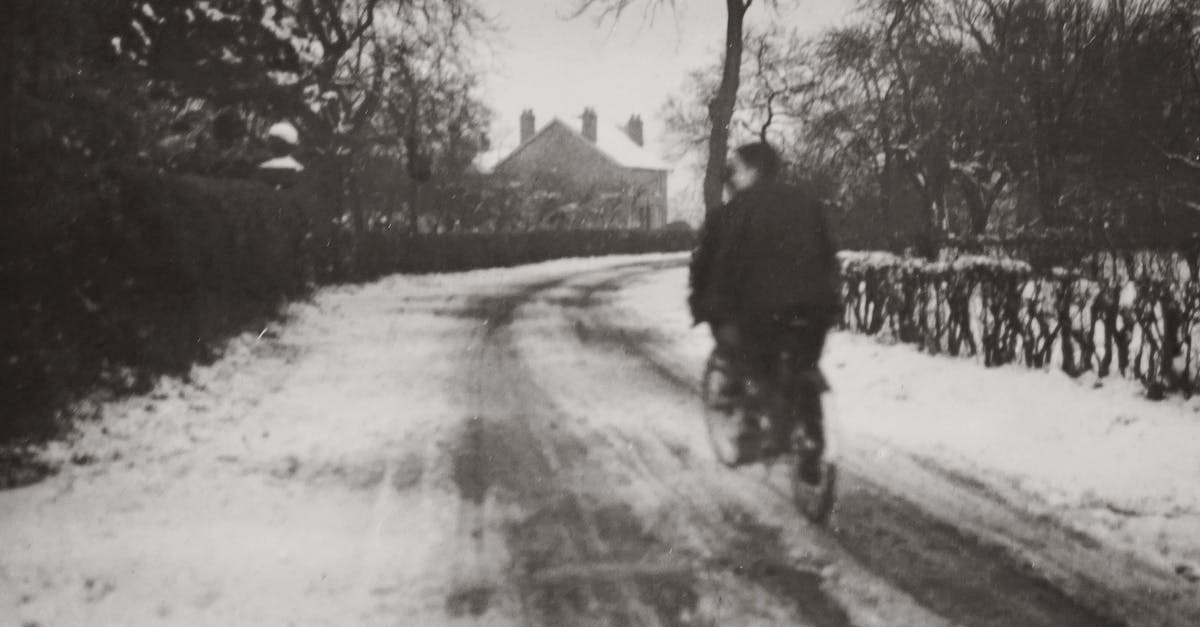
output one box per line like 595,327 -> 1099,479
3,256 -> 1190,625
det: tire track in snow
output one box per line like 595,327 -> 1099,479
450,274 -> 679,625
473,264 -> 865,626
441,261 -> 859,626
556,261 -> 1130,627
538,265 -> 944,627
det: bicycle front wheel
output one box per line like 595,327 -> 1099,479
792,454 -> 837,526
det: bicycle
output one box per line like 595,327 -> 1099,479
701,339 -> 838,525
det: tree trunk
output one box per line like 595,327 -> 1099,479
702,0 -> 750,216
408,183 -> 421,234
349,161 -> 366,238
1036,160 -> 1064,227
956,173 -> 990,236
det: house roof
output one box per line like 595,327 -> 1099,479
480,116 -> 669,174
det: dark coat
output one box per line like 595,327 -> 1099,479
688,181 -> 839,325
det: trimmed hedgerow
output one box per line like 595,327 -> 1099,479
1,169 -> 320,442
1,167 -> 693,443
352,229 -> 694,277
838,249 -> 1200,398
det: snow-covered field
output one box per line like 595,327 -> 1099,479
3,252 -> 1198,625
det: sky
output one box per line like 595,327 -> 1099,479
476,0 -> 859,221
480,0 -> 860,148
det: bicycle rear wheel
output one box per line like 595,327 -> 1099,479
701,352 -> 746,467
792,451 -> 837,525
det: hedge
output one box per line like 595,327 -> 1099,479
2,170 -> 320,441
352,229 -> 695,277
1,168 -> 694,443
838,249 -> 1199,398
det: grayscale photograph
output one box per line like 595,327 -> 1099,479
2,0 -> 1199,624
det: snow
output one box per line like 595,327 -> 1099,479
4,252 -> 1198,624
838,250 -> 1034,275
589,121 -> 669,171
267,121 -> 299,146
606,263 -> 1200,580
0,255 -> 690,626
0,272 -> 482,624
257,155 -> 304,171
488,116 -> 669,173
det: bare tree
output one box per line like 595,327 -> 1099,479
574,0 -> 775,216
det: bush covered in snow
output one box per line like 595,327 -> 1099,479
838,249 -> 1200,398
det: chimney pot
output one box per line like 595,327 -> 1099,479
625,114 -> 644,147
519,109 -> 536,144
581,107 -> 597,142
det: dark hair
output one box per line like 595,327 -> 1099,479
734,142 -> 782,182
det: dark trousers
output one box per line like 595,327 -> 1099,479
715,308 -> 833,448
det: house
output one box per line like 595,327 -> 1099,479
489,108 -> 669,229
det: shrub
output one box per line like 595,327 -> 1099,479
1,169 -> 318,442
838,248 -> 1199,398
354,229 -> 695,277
1,166 -> 694,443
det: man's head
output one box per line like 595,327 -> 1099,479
728,142 -> 781,191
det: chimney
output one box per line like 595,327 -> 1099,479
519,109 -> 535,144
581,107 -> 597,142
624,114 -> 644,147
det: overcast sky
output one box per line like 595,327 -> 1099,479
478,0 -> 859,220
481,0 -> 857,149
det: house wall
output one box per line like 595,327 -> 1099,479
626,168 -> 668,229
494,124 -> 668,229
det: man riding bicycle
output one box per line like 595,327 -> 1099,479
688,142 -> 840,482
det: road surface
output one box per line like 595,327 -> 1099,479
3,255 -> 1192,625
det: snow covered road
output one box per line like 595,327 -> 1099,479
3,254 -> 1198,625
